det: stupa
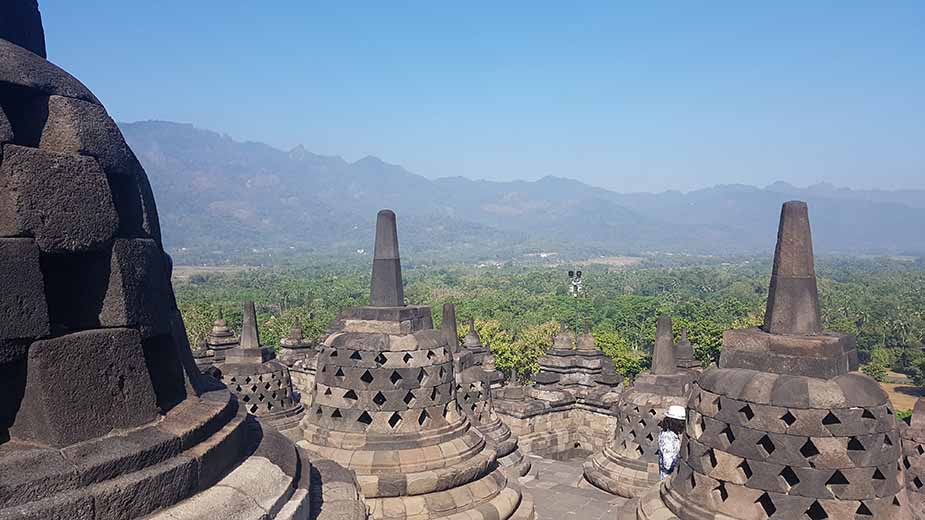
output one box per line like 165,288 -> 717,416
278,316 -> 321,400
637,201 -> 909,520
214,302 -> 305,435
206,306 -> 239,359
534,324 -> 624,396
584,315 -> 695,497
444,305 -> 530,477
0,4 -> 365,518
675,328 -> 702,371
903,398 -> 925,518
462,318 -> 491,366
298,210 -> 534,519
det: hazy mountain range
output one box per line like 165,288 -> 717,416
121,121 -> 925,264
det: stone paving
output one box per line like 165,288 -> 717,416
520,455 -> 630,520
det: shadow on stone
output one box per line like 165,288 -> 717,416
0,357 -> 26,444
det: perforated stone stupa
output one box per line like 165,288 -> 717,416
584,314 -> 696,498
903,398 -> 925,518
279,316 -> 321,402
444,304 -> 530,477
0,4 -> 365,518
298,210 -> 534,520
214,302 -> 305,435
637,201 -> 909,520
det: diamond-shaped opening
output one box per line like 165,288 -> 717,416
244,376 -> 252,384
443,403 -> 452,418
418,410 -> 429,426
861,408 -> 876,420
887,407 -> 894,415
331,408 -> 342,419
800,439 -> 820,458
690,473 -> 697,489
780,410 -> 797,427
757,434 -> 776,456
234,385 -> 243,392
335,368 -> 345,379
739,404 -> 755,422
404,391 -> 416,406
847,437 -> 865,451
343,389 -> 358,401
780,466 -> 800,489
825,470 -> 849,487
242,394 -> 251,403
250,384 -> 258,393
635,445 -> 644,456
430,387 -> 438,400
403,353 -> 413,364
905,456 -> 912,469
427,350 -> 436,360
375,352 -> 387,365
805,501 -> 828,520
822,412 -> 840,425
388,412 -> 402,429
720,425 -> 735,445
738,460 -> 753,480
324,388 -> 333,396
646,432 -> 654,442
357,411 -> 373,426
872,468 -> 885,480
856,503 -> 873,517
712,481 -> 728,502
417,369 -> 426,384
914,477 -> 924,489
649,408 -> 657,416
373,391 -> 387,406
894,497 -> 902,507
438,367 -> 446,378
258,394 -> 265,401
629,429 -> 637,439
330,350 -> 338,358
639,419 -> 647,429
315,406 -> 323,415
884,434 -> 893,447
917,445 -> 925,456
249,404 -> 258,413
756,493 -> 776,518
350,350 -> 361,360
360,370 -> 374,384
390,371 -> 403,385
704,449 -> 717,468
715,396 -> 722,411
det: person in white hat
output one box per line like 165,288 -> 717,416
658,405 -> 687,480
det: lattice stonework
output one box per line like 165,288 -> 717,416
658,372 -> 907,519
222,366 -> 294,415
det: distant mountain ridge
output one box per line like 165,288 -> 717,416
120,121 -> 925,263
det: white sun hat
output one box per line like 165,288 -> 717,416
666,405 -> 686,420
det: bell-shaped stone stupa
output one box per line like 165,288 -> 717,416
637,201 -> 908,520
584,315 -> 696,497
298,210 -> 534,519
0,4 -> 364,517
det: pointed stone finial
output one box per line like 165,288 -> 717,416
651,315 -> 677,375
370,209 -> 404,307
0,0 -> 47,58
763,201 -> 822,335
239,301 -> 261,349
463,318 -> 482,349
442,303 -> 460,352
289,317 -> 304,341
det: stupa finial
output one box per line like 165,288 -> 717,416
239,301 -> 261,349
369,209 -> 404,307
764,200 -> 822,335
651,315 -> 677,375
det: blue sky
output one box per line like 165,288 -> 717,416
41,1 -> 924,192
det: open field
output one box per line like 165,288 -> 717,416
171,265 -> 252,283
882,382 -> 925,412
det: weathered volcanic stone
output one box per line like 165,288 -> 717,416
0,0 -> 45,58
369,209 -> 403,307
0,6 -> 364,517
636,201 -> 910,520
10,328 -> 158,447
0,238 -> 48,344
299,210 -> 533,520
652,314 -> 677,375
764,200 -> 822,336
0,144 -> 118,252
903,398 -> 925,519
584,314 -> 695,498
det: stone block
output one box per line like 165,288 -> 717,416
0,39 -> 99,104
10,328 -> 159,447
0,238 -> 48,342
0,144 -> 117,252
0,106 -> 12,144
